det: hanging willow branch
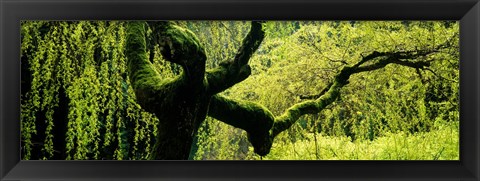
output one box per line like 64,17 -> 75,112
22,21 -> 458,160
205,21 -> 265,95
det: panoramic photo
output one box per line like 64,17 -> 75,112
20,21 -> 459,160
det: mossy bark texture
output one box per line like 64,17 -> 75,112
126,21 -> 265,159
126,21 -> 444,159
126,22 -> 210,159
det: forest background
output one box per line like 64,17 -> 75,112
20,21 -> 459,160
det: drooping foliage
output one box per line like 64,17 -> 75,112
21,21 -> 159,160
20,21 -> 459,160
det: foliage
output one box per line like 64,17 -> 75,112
20,21 -> 459,160
21,21 -> 158,160
264,119 -> 458,160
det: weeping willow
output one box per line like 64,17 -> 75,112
20,21 -> 251,160
20,21 -> 459,160
21,21 -> 159,160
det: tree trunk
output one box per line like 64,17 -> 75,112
126,21 -> 265,159
126,22 -> 210,159
125,21 -> 452,159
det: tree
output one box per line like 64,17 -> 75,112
124,21 -> 458,159
20,21 -> 458,160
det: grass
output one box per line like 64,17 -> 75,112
261,121 -> 459,160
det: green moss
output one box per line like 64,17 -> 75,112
125,21 -> 215,159
157,24 -> 206,67
208,95 -> 274,155
204,22 -> 264,95
205,64 -> 253,95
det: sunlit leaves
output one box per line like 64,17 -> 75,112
21,21 -> 459,160
195,21 -> 459,160
21,21 -> 158,160
183,21 -> 249,69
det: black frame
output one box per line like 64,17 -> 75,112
1,0 -> 479,180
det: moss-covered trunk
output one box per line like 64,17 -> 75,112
126,22 -> 211,159
125,21 -> 449,159
126,21 -> 266,159
150,88 -> 210,159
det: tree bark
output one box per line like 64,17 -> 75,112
126,21 -> 210,159
205,21 -> 265,95
126,20 -> 455,158
207,95 -> 274,156
207,44 -> 452,156
126,21 -> 265,159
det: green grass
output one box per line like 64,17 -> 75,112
260,121 -> 459,160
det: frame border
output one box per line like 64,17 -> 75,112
1,0 -> 479,180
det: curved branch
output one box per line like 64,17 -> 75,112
205,21 -> 265,95
127,21 -> 208,112
208,95 -> 274,156
148,21 -> 207,85
299,82 -> 333,100
298,49 -> 434,100
128,22 -> 211,159
126,21 -> 170,112
208,46 -> 444,156
272,50 -> 435,137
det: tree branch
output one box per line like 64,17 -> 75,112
127,21 -> 208,113
273,81 -> 344,137
208,46 -> 445,156
207,95 -> 274,156
299,82 -> 333,100
125,22 -> 170,112
272,49 -> 436,137
148,21 -> 207,85
423,67 -> 459,83
299,49 -> 435,100
205,21 -> 265,95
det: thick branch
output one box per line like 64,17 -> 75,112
126,22 -> 157,88
208,95 -> 274,156
209,47 -> 443,156
128,22 -> 212,159
205,21 -> 265,95
127,21 -> 208,112
125,22 -> 170,112
273,81 -> 344,137
149,21 -> 207,85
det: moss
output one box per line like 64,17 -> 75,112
126,21 -> 272,158
272,82 -> 344,137
205,64 -> 251,95
126,22 -> 158,89
210,95 -> 274,131
208,95 -> 274,156
204,22 -> 264,95
157,24 -> 206,67
126,21 -> 213,159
